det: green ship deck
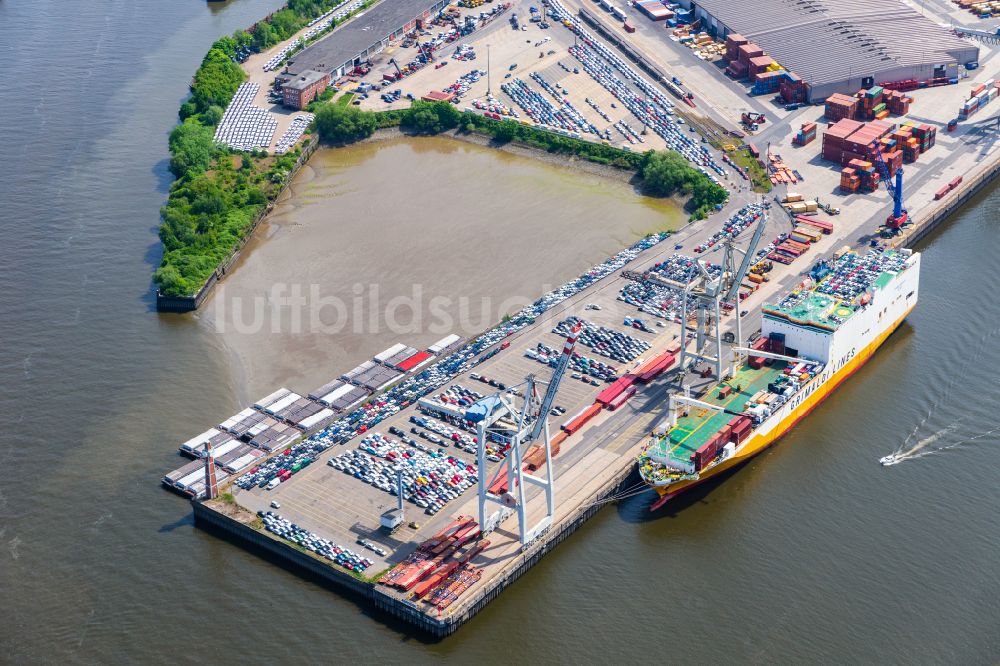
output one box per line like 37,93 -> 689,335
649,360 -> 790,466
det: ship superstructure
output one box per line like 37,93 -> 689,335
638,247 -> 920,509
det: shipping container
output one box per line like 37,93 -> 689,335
561,402 -> 603,434
608,386 -> 636,411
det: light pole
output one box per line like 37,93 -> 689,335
487,43 -> 492,96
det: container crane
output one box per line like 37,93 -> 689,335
465,324 -> 582,546
621,205 -> 769,380
870,140 -> 909,236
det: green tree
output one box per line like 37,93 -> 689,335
168,120 -> 217,178
190,48 -> 246,113
202,105 -> 225,127
492,121 -> 518,143
401,101 -> 461,134
152,264 -> 191,296
313,104 -> 378,143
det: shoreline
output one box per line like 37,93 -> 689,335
358,126 -> 642,182
157,128 -> 672,313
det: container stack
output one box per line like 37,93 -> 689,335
780,72 -> 807,104
840,167 -> 859,193
824,93 -> 858,122
884,89 -> 912,115
724,41 -> 763,79
725,33 -> 748,61
753,70 -> 786,95
822,118 -> 896,168
748,55 -> 777,81
822,118 -> 864,162
958,79 -> 997,119
846,158 -> 880,192
856,86 -> 885,120
724,34 -> 749,78
793,122 -> 817,146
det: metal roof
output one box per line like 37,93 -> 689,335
696,0 -> 979,86
280,69 -> 328,91
285,0 -> 442,75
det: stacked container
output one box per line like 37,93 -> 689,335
855,86 -> 884,120
780,71 -> 808,104
724,33 -> 748,62
824,93 -> 858,121
793,122 -> 817,145
840,167 -> 859,192
822,118 -> 864,162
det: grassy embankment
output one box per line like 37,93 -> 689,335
154,0 -> 377,298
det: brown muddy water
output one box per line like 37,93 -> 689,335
1,1 -> 999,663
201,137 -> 681,402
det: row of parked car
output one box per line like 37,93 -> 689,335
554,316 -> 652,363
526,342 -> 615,386
260,512 -> 373,573
328,433 -> 477,515
234,439 -> 329,491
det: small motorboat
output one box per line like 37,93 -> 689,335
879,454 -> 898,466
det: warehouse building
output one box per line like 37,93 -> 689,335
678,0 -> 979,100
282,0 -> 449,79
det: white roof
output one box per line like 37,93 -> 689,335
254,387 -> 291,409
428,333 -> 460,352
219,407 -> 257,430
374,343 -> 407,362
180,428 -> 220,453
319,383 -> 356,405
212,439 -> 243,458
265,391 -> 304,416
297,408 -> 335,430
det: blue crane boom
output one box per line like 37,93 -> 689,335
870,140 -> 908,232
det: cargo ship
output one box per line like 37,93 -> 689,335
638,247 -> 920,510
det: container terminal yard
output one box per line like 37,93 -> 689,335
168,0 -> 1000,637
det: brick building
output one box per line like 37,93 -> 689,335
280,70 -> 331,110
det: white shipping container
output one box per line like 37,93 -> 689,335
428,333 -> 460,353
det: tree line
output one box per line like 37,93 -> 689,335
312,101 -> 728,219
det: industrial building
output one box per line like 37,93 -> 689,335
679,0 -> 979,100
282,0 -> 450,79
279,69 -> 331,109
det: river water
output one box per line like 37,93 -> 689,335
0,2 -> 998,664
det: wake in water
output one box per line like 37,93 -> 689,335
881,422 -> 1000,466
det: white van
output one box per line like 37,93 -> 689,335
266,477 -> 281,490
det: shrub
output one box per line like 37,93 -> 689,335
314,104 -> 378,143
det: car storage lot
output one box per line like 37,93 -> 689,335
356,0 -> 705,154
233,257 -> 675,573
